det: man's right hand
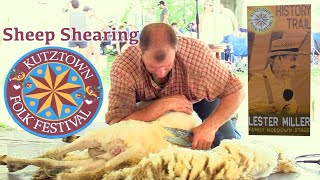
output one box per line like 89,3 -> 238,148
159,95 -> 193,115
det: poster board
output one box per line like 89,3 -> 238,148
248,5 -> 311,135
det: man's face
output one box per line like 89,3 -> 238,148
271,54 -> 297,79
142,47 -> 175,79
172,25 -> 178,30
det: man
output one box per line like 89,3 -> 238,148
171,23 -> 183,35
106,23 -> 245,150
249,36 -> 310,115
66,0 -> 89,57
219,3 -> 239,37
158,1 -> 169,24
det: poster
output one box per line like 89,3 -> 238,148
248,5 -> 311,135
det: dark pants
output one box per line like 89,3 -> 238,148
193,98 -> 241,147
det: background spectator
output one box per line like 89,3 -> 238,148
66,0 -> 89,58
171,22 -> 184,35
158,1 -> 169,24
83,5 -> 107,73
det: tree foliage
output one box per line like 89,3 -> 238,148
122,0 -> 205,31
121,0 -> 244,30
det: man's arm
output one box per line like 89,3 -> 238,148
203,87 -> 245,130
191,87 -> 245,150
162,8 -> 169,23
162,14 -> 168,23
108,95 -> 193,125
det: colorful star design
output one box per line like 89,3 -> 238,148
25,65 -> 81,118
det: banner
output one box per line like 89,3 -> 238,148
248,5 -> 311,135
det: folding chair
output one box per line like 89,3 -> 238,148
311,32 -> 320,66
223,34 -> 248,72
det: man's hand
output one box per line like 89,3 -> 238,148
191,123 -> 217,150
160,95 -> 193,115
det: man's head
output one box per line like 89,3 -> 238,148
171,22 -> 178,29
70,0 -> 80,9
158,1 -> 166,9
267,38 -> 300,78
139,23 -> 177,79
83,5 -> 94,16
204,0 -> 213,12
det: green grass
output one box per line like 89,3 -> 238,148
0,122 -> 15,130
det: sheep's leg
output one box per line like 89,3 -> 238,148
41,136 -> 100,159
3,136 -> 100,172
87,141 -> 125,158
67,152 -> 115,173
88,148 -> 105,157
57,146 -> 141,180
69,144 -> 128,173
70,159 -> 106,173
0,155 -> 101,172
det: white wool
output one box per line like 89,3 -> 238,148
103,139 -> 296,180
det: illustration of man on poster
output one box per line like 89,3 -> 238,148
249,32 -> 310,116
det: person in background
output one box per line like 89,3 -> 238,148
127,0 -> 143,30
219,3 -> 239,37
199,0 -> 224,44
143,7 -> 156,26
106,23 -> 245,150
158,1 -> 169,24
66,0 -> 89,58
171,22 -> 184,36
83,5 -> 107,74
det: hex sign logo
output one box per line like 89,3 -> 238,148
4,47 -> 103,138
249,8 -> 274,32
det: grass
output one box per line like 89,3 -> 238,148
0,122 -> 15,130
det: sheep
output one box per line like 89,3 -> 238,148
0,111 -> 298,180
0,111 -> 202,180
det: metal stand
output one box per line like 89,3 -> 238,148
195,0 -> 199,39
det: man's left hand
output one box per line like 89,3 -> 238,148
190,123 -> 217,150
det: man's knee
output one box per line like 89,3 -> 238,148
193,99 -> 220,121
212,120 -> 241,148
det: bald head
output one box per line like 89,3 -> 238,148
139,23 -> 177,53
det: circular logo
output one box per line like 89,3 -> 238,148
249,8 -> 274,32
4,47 -> 103,138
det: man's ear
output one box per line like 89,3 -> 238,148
138,45 -> 144,55
174,43 -> 178,52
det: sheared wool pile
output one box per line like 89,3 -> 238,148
103,139 -> 298,180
